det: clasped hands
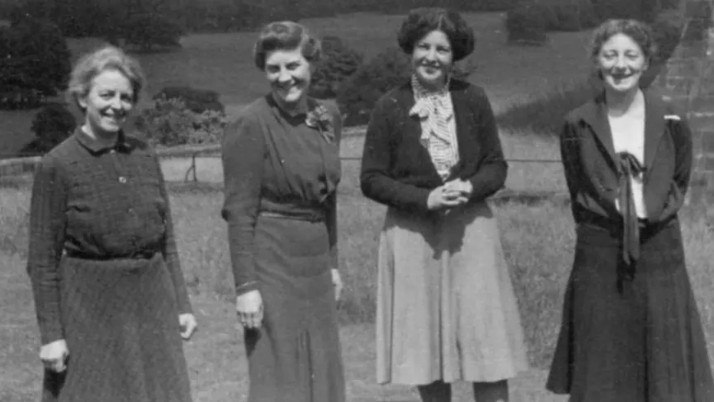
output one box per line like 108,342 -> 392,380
427,178 -> 473,211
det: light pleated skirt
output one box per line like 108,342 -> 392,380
376,200 -> 529,385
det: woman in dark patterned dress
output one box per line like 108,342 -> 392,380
220,21 -> 345,402
546,19 -> 714,402
27,46 -> 197,402
360,8 -> 528,402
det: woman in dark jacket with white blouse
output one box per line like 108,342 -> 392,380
546,19 -> 714,402
360,8 -> 528,402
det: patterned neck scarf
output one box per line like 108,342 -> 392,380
409,75 -> 459,180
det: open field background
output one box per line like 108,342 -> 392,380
3,6 -> 714,402
0,11 -> 593,158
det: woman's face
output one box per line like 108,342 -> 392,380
412,30 -> 454,89
78,69 -> 135,136
596,33 -> 648,93
264,48 -> 311,107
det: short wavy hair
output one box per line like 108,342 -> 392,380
590,19 -> 657,62
253,21 -> 322,70
66,45 -> 145,111
397,8 -> 475,62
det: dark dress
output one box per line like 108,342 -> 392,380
546,91 -> 714,402
27,128 -> 194,402
221,95 -> 345,402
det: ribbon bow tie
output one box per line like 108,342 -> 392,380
617,151 -> 645,290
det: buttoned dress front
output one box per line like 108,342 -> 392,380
27,128 -> 194,402
221,95 -> 345,402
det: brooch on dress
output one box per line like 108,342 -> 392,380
305,105 -> 335,143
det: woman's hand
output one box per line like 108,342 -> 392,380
331,268 -> 343,302
236,290 -> 263,330
427,185 -> 468,210
443,178 -> 473,198
40,339 -> 69,373
179,313 -> 198,340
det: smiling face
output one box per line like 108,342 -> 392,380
412,30 -> 454,90
264,47 -> 311,109
596,33 -> 648,93
78,69 -> 134,136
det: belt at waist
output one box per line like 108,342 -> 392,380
577,209 -> 675,237
259,210 -> 326,222
64,249 -> 158,261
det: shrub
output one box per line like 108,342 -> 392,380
547,1 -> 599,32
153,86 -> 225,114
310,36 -> 364,99
337,47 -> 412,127
0,16 -> 71,109
20,102 -> 77,156
135,98 -> 228,147
506,4 -> 549,45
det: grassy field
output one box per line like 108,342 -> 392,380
3,131 -> 714,401
0,11 -> 594,159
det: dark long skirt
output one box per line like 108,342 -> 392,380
42,253 -> 193,402
546,218 -> 714,402
244,215 -> 345,402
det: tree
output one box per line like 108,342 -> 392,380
0,16 -> 71,110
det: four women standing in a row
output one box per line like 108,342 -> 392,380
25,6 -> 713,402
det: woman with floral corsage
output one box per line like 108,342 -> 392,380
360,7 -> 528,402
220,21 -> 344,402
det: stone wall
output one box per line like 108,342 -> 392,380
653,0 -> 714,215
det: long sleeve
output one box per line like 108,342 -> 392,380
464,88 -> 508,202
326,103 -> 342,270
26,156 -> 68,345
221,113 -> 265,296
152,152 -> 193,314
559,121 -> 582,202
659,116 -> 693,222
360,99 -> 432,213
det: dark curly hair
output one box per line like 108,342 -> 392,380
590,19 -> 657,62
397,8 -> 475,62
253,21 -> 321,70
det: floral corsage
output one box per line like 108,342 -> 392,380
305,104 -> 335,143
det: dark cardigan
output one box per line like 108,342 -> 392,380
359,79 -> 507,214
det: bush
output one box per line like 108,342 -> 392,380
0,16 -> 71,109
19,102 -> 77,156
153,86 -> 225,114
337,47 -> 412,127
310,36 -> 364,99
135,98 -> 228,147
546,1 -> 599,32
506,4 -> 549,45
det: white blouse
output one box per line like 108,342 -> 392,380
609,115 -> 647,218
